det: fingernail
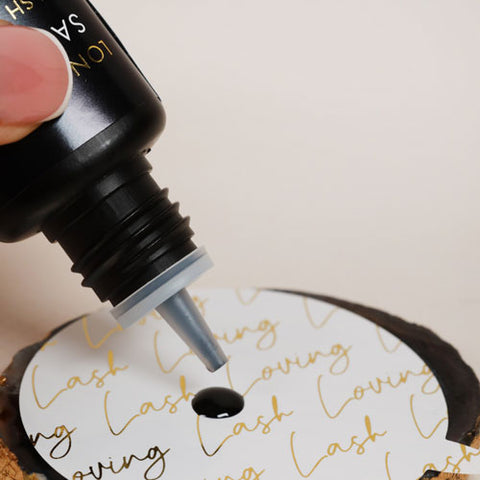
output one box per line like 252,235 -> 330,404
0,25 -> 72,125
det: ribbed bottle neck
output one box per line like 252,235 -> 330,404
43,156 -> 197,305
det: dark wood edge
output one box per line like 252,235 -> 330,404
3,292 -> 480,479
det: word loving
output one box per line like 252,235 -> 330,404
72,445 -> 170,480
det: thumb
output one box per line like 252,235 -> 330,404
0,21 -> 72,145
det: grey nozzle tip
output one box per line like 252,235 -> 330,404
156,289 -> 229,373
205,351 -> 229,373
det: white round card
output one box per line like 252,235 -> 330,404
19,289 -> 480,479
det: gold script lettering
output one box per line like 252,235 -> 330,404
72,445 -> 170,479
290,415 -> 387,477
317,364 -> 436,419
230,344 -> 351,397
423,444 -> 480,474
153,319 -> 281,374
303,298 -> 338,330
32,350 -> 127,409
29,424 -> 77,459
197,395 -> 293,457
203,466 -> 265,480
409,394 -> 447,440
105,376 -> 193,436
82,316 -> 123,350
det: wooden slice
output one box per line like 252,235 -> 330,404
1,292 -> 479,479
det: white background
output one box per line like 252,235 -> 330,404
1,0 -> 479,378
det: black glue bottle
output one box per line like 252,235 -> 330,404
0,0 -> 227,371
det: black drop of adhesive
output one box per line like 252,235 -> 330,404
192,387 -> 244,419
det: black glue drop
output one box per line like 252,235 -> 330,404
192,387 -> 244,419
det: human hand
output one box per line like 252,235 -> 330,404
0,20 -> 72,145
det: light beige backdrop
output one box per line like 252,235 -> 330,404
1,0 -> 479,379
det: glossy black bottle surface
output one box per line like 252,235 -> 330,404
0,0 -> 197,306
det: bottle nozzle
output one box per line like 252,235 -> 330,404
111,247 -> 227,372
43,159 -> 224,371
156,289 -> 227,372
